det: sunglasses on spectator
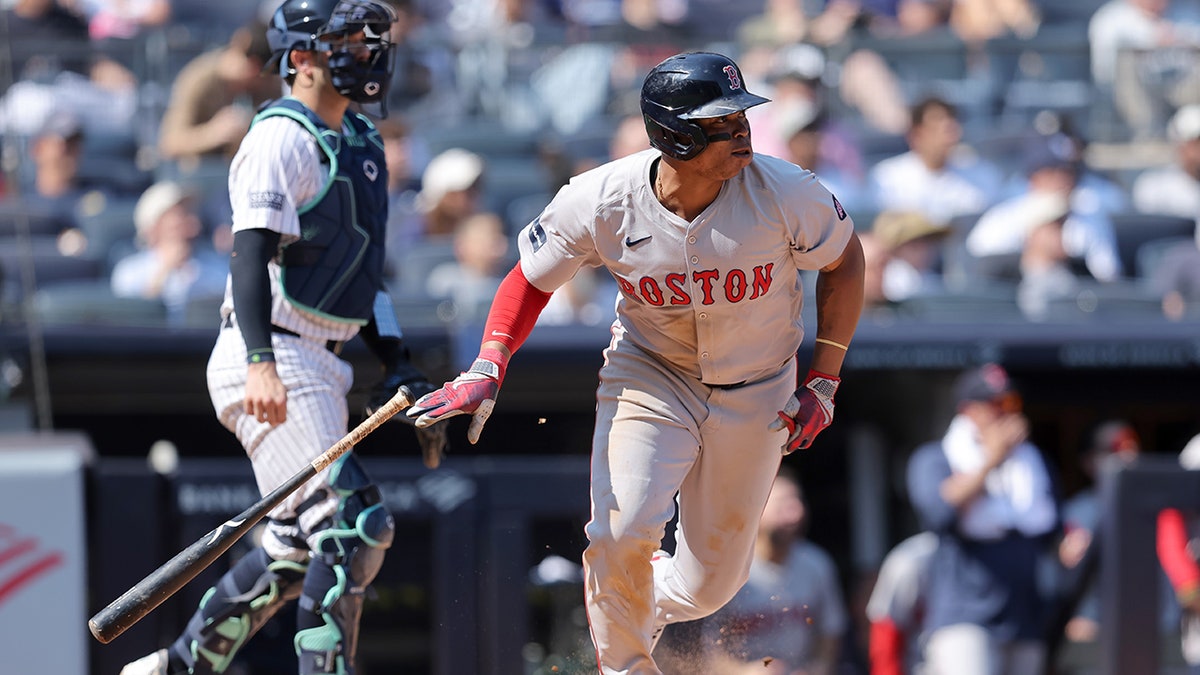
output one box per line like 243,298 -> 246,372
989,391 -> 1023,414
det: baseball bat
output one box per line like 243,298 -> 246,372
88,389 -> 414,645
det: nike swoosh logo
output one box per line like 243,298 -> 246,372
490,330 -> 513,339
625,235 -> 652,247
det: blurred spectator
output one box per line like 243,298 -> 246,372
859,0 -> 954,38
1133,103 -> 1200,218
858,231 -> 893,312
778,103 -> 871,211
1011,193 -> 1080,321
537,266 -> 618,327
425,211 -> 510,320
699,466 -> 849,675
1158,433 -> 1200,673
1151,234 -> 1200,320
736,0 -> 859,48
1089,0 -> 1200,140
76,0 -> 170,71
871,210 -> 950,302
449,0 -> 569,128
865,530 -> 937,675
949,0 -> 1040,44
1057,419 -> 1142,645
384,0 -> 460,123
2,0 -> 93,81
390,147 -> 487,248
967,141 -> 1122,284
869,96 -> 1004,225
110,181 -> 229,324
906,363 -> 1059,675
156,20 -> 279,165
1018,110 -> 1130,217
15,113 -> 87,215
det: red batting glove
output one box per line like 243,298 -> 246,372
405,348 -> 507,445
768,369 -> 840,454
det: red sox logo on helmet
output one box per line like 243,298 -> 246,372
723,65 -> 741,90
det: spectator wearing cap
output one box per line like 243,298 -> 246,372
905,363 -> 1059,675
390,147 -> 487,248
110,181 -> 229,324
966,138 -> 1121,284
868,96 -> 1005,226
1133,104 -> 1200,219
871,210 -> 950,302
17,113 -> 87,216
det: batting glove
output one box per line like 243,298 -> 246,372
367,360 -> 449,469
768,369 -> 840,454
405,348 -> 506,445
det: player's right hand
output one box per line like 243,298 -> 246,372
406,350 -> 506,445
768,369 -> 840,454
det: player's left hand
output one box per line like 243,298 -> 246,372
367,369 -> 448,470
768,369 -> 840,454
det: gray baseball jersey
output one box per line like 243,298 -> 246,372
515,148 -> 853,673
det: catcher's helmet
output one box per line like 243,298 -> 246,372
266,0 -> 398,114
641,52 -> 770,161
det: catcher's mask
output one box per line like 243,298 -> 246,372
267,0 -> 398,116
640,52 -> 770,161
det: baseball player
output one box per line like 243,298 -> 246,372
407,51 -> 865,674
121,1 -> 445,673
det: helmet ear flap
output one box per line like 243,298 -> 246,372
642,113 -> 706,161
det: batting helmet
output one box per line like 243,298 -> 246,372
266,0 -> 398,112
641,52 -> 770,161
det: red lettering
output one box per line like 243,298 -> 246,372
665,273 -> 691,305
616,276 -> 639,301
749,263 -> 773,299
724,269 -> 747,302
640,277 -> 665,306
692,269 -> 719,305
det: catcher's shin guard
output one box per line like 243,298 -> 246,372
169,547 -> 307,674
294,454 -> 394,674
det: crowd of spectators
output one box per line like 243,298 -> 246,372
2,0 -> 1200,329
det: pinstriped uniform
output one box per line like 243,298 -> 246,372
208,113 -> 363,562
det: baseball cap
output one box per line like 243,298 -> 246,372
871,211 -> 950,250
36,112 -> 83,142
1089,420 -> 1140,457
416,148 -> 485,212
1169,104 -> 1200,143
1024,135 -> 1079,176
134,181 -> 192,238
955,363 -> 1021,410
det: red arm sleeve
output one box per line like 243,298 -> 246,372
1158,508 -> 1200,596
482,262 -> 553,355
868,618 -> 906,675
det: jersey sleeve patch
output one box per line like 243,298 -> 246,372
526,217 -> 547,252
832,195 -> 847,220
250,192 -> 285,210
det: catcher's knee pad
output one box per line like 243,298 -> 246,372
170,547 -> 307,674
294,454 -> 394,674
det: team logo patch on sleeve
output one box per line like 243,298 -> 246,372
249,192 -> 285,210
527,218 -> 547,252
832,195 -> 847,220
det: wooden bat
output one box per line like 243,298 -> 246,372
88,389 -> 414,644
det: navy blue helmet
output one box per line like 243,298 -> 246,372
640,52 -> 770,160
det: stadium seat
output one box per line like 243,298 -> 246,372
895,284 -> 1024,324
30,279 -> 167,327
1109,212 -> 1196,279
